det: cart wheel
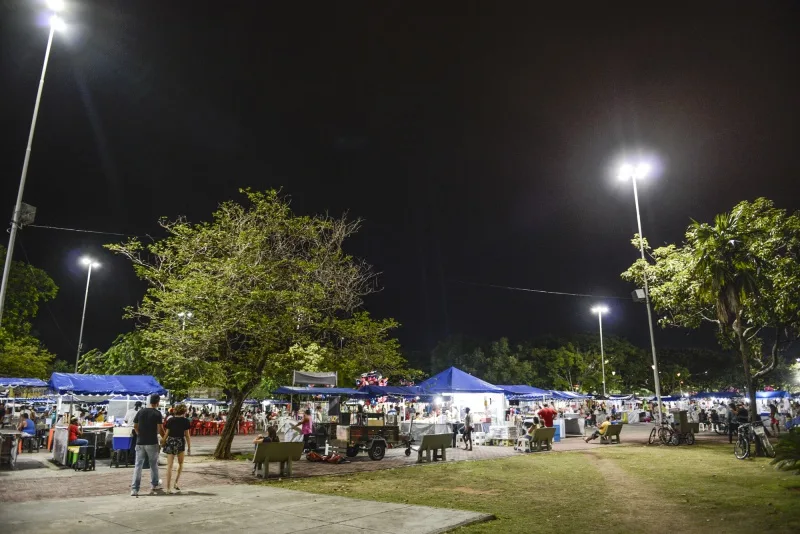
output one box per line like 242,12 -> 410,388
368,442 -> 386,461
404,448 -> 411,457
686,433 -> 695,445
345,446 -> 359,458
670,433 -> 680,446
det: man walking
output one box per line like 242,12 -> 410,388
463,407 -> 473,451
131,394 -> 165,496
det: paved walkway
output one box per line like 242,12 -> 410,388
0,484 -> 491,533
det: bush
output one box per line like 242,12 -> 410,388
771,427 -> 800,475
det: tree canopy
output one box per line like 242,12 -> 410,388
107,189 -> 415,458
0,246 -> 58,378
622,198 -> 800,418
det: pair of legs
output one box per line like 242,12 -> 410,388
69,439 -> 88,446
165,452 -> 185,492
463,429 -> 472,450
584,430 -> 603,442
131,444 -> 160,495
770,418 -> 781,435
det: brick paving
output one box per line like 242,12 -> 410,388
0,424 -> 730,504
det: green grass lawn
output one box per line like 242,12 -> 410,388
274,443 -> 800,533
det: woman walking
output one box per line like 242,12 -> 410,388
163,404 -> 191,494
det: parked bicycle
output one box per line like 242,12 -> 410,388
648,420 -> 674,445
734,420 -> 776,460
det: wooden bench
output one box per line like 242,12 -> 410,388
600,424 -> 622,444
529,427 -> 556,451
416,433 -> 451,463
253,442 -> 304,478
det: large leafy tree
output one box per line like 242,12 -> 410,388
622,198 -> 800,420
0,245 -> 58,378
109,190 -> 411,458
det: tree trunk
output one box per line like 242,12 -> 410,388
214,390 -> 244,459
734,320 -> 759,425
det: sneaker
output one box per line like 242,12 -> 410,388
131,489 -> 138,497
173,485 -> 181,493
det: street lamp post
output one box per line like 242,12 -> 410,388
0,1 -> 66,326
75,257 -> 99,373
619,162 -> 664,423
591,305 -> 609,397
178,311 -> 193,330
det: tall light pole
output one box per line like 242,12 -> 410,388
619,161 -> 664,423
75,256 -> 100,373
591,305 -> 609,397
0,1 -> 66,326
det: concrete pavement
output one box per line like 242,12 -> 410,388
0,484 -> 492,534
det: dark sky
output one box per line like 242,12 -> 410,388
1,1 -> 798,365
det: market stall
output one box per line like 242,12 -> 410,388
48,373 -> 166,466
416,367 -> 506,443
1,378 -> 48,424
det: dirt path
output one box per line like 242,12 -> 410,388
585,450 -> 699,534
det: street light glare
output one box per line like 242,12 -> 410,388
80,257 -> 99,268
49,15 -> 66,32
591,305 -> 609,314
617,162 -> 651,181
47,0 -> 65,12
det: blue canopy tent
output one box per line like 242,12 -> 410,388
262,399 -> 289,405
496,385 -> 550,397
417,367 -> 506,422
756,391 -> 789,399
49,373 -> 166,396
357,385 -> 428,398
0,377 -> 48,388
691,391 -> 740,399
182,398 -> 221,405
549,390 -> 588,400
273,386 -> 370,397
417,367 -> 504,394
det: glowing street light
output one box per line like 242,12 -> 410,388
178,311 -> 193,330
0,0 -> 67,325
619,159 -> 664,423
591,305 -> 609,397
47,0 -> 66,11
75,257 -> 100,373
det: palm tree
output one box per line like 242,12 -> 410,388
688,206 -> 764,420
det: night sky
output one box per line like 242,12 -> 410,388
1,1 -> 798,365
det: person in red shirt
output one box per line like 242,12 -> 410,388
68,417 -> 88,446
537,403 -> 557,428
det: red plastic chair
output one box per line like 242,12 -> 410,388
203,422 -> 214,435
218,422 -> 225,435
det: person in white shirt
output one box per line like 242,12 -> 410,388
124,401 -> 143,425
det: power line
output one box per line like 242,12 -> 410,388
26,224 -> 142,238
453,280 -> 631,301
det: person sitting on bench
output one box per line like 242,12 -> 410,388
252,426 -> 279,474
584,419 -> 610,443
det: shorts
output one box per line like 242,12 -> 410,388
770,417 -> 779,425
163,436 -> 186,455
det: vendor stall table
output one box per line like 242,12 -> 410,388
0,429 -> 21,468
